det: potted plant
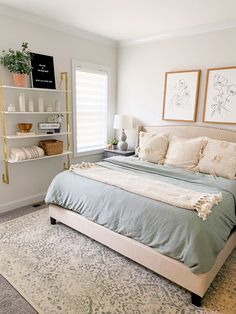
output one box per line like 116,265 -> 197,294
110,137 -> 118,150
0,42 -> 32,87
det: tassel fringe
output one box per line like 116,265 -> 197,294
193,193 -> 222,220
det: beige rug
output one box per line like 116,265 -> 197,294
0,208 -> 235,314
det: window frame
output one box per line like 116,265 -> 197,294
72,59 -> 111,157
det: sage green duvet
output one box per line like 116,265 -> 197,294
45,156 -> 236,274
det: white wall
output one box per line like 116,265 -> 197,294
1,13 -> 236,212
117,28 -> 236,147
0,13 -> 117,212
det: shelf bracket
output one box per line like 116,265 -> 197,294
60,72 -> 71,170
0,82 -> 9,184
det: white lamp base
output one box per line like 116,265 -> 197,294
118,141 -> 128,151
118,129 -> 128,151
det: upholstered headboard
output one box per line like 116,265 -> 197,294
139,125 -> 236,143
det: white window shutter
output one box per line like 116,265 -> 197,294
75,68 -> 108,153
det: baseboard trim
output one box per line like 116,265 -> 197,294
0,193 -> 46,214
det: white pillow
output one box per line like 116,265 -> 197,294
197,138 -> 236,179
165,136 -> 205,170
138,132 -> 169,164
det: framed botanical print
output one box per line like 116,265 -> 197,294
203,66 -> 236,124
162,70 -> 201,122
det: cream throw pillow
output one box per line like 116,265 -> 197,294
138,132 -> 169,164
165,136 -> 205,170
197,138 -> 236,179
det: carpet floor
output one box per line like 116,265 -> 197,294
0,207 -> 235,314
0,203 -> 47,314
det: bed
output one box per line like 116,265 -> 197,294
46,125 -> 236,307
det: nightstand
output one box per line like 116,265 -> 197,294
104,149 -> 135,158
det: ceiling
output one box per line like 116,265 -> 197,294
1,0 -> 236,44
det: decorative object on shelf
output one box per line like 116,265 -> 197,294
10,145 -> 44,162
162,70 -> 201,122
39,139 -> 63,155
46,104 -> 53,112
203,66 -> 236,124
48,114 -> 63,123
19,93 -> 26,112
28,98 -> 34,112
114,115 -> 133,151
7,104 -> 16,112
109,138 -> 118,150
30,52 -> 56,89
106,143 -> 112,149
38,122 -> 61,134
18,123 -> 33,133
0,42 -> 32,87
55,99 -> 61,112
0,71 -> 70,184
38,96 -> 44,112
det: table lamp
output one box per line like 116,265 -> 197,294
114,114 -> 133,151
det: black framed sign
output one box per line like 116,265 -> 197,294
30,53 -> 56,89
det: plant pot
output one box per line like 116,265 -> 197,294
13,73 -> 26,87
112,145 -> 117,150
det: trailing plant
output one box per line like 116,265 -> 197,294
0,42 -> 32,74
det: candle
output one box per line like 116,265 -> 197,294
19,93 -> 26,112
28,98 -> 34,112
38,96 -> 44,112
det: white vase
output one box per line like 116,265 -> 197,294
38,96 -> 44,112
19,93 -> 26,112
28,98 -> 34,112
7,104 -> 16,112
46,105 -> 53,112
55,99 -> 61,112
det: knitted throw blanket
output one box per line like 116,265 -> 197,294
70,162 -> 222,220
10,146 -> 44,161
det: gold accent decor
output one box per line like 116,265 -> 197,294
60,72 -> 71,170
0,80 -> 9,184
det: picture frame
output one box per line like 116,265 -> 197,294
203,66 -> 236,124
30,52 -> 56,89
162,70 -> 201,122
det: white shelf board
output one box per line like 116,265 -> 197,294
4,132 -> 71,139
1,85 -> 71,93
3,111 -> 71,115
7,150 -> 72,163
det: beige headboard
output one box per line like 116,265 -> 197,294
139,125 -> 236,143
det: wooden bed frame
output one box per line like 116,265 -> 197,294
49,125 -> 236,307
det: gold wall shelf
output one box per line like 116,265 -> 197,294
0,72 -> 71,184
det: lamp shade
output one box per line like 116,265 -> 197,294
114,114 -> 133,130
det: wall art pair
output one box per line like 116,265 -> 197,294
162,66 -> 236,124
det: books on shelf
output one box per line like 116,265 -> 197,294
16,132 -> 36,136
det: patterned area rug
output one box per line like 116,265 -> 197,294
0,208 -> 235,314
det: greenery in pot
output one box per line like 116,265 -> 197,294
110,138 -> 118,145
110,137 -> 118,149
0,42 -> 32,74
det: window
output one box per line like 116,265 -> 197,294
72,60 -> 109,156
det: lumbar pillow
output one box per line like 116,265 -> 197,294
165,136 -> 205,170
197,138 -> 236,179
138,132 -> 169,164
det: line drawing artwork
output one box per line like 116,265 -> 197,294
211,74 -> 236,117
169,79 -> 191,111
